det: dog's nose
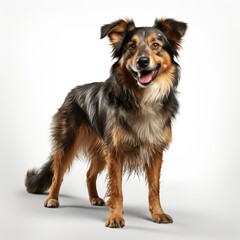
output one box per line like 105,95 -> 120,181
137,57 -> 150,69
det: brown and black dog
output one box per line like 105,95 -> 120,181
25,18 -> 187,228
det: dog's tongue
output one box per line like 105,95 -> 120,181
138,71 -> 154,84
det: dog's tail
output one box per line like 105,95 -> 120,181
25,156 -> 53,194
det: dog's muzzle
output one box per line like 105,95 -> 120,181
130,58 -> 161,88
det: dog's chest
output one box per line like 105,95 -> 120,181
109,106 -> 169,169
117,106 -> 168,146
131,109 -> 164,143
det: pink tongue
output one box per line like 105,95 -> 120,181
139,71 -> 154,84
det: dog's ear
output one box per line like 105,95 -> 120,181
154,18 -> 187,55
101,19 -> 135,58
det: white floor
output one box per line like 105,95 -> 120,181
1,164 -> 239,240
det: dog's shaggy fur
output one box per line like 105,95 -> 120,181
25,18 -> 187,228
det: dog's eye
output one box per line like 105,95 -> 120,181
128,43 -> 136,50
152,43 -> 160,50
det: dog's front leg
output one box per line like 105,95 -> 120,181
105,150 -> 125,228
146,152 -> 173,224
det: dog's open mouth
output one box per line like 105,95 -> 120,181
138,70 -> 157,85
131,67 -> 160,87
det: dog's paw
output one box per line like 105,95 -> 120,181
44,198 -> 59,208
90,197 -> 105,206
105,216 -> 125,228
152,213 -> 173,224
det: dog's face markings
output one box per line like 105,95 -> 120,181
122,28 -> 172,88
101,18 -> 187,88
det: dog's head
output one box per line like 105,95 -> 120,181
101,18 -> 187,89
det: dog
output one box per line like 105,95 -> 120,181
25,18 -> 187,228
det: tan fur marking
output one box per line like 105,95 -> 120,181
117,64 -> 138,89
105,149 -> 125,228
164,125 -> 172,148
145,152 -> 173,223
147,33 -> 156,43
87,156 -> 106,205
130,35 -> 140,45
125,35 -> 140,71
45,129 -> 83,205
110,33 -> 121,44
146,152 -> 163,214
112,128 -> 123,147
109,20 -> 130,45
156,63 -> 175,89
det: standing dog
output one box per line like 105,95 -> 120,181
25,18 -> 187,228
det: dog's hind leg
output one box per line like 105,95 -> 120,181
87,155 -> 106,206
44,131 -> 82,208
44,103 -> 84,208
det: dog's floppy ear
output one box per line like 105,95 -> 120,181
101,19 -> 135,58
154,18 -> 187,55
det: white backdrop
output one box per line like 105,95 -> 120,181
1,0 -> 240,239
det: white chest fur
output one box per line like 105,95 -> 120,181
109,102 -> 170,171
128,108 -> 166,144
114,107 -> 169,171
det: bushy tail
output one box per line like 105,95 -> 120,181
25,157 -> 53,194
